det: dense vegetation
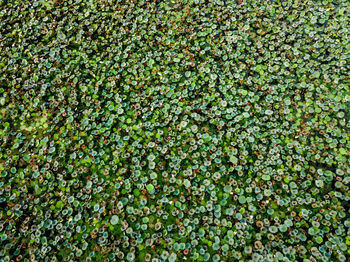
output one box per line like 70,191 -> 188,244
0,0 -> 349,261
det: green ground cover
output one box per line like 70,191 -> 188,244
0,0 -> 349,261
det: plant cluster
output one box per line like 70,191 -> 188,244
0,0 -> 349,261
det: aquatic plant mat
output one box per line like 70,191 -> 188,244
0,0 -> 349,261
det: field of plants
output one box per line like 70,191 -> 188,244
0,0 -> 349,261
